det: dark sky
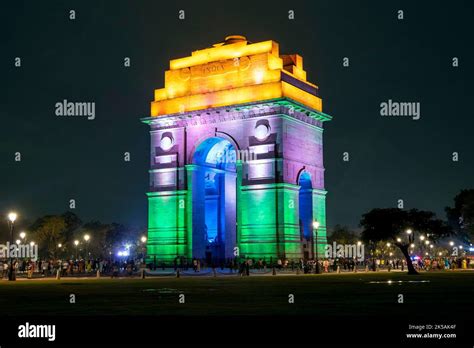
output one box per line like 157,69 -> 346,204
1,0 -> 473,234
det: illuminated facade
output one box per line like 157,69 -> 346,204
142,36 -> 332,263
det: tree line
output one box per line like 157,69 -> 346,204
19,212 -> 145,259
328,189 -> 474,275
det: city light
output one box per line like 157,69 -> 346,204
29,241 -> 35,246
313,221 -> 320,229
406,229 -> 412,234
58,243 -> 62,248
117,250 -> 130,257
84,234 -> 90,241
410,243 -> 415,248
141,236 -> 147,243
430,244 -> 434,249
449,241 -> 454,246
386,243 -> 391,247
425,240 -> 430,245
19,231 -> 26,239
15,239 -> 20,244
396,238 -> 401,242
8,212 -> 17,223
74,240 -> 79,246
420,235 -> 425,241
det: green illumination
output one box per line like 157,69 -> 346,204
146,182 -> 328,262
146,191 -> 187,262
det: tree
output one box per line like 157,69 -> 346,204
327,225 -> 357,244
446,189 -> 474,243
61,211 -> 82,244
80,221 -> 112,259
360,208 -> 452,275
31,216 -> 67,258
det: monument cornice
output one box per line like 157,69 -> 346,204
141,97 -> 332,130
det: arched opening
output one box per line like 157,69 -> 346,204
298,171 -> 313,259
192,137 -> 237,264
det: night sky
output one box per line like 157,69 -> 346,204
1,0 -> 473,235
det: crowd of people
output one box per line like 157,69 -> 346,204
0,258 -> 144,279
0,255 -> 472,279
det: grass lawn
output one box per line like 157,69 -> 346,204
0,271 -> 472,317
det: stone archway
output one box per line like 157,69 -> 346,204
189,137 -> 237,263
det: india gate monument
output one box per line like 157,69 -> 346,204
141,35 -> 332,264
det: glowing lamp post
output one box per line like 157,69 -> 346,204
312,220 -> 320,274
7,212 -> 17,281
84,234 -> 90,260
140,236 -> 147,259
56,243 -> 62,258
406,228 -> 414,243
19,231 -> 26,242
74,240 -> 79,259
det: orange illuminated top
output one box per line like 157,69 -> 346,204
151,35 -> 322,117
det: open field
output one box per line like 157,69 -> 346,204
0,271 -> 472,317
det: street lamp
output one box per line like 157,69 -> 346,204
19,231 -> 26,240
449,241 -> 454,246
420,235 -> 425,241
406,229 -> 415,245
84,234 -> 90,260
8,212 -> 17,223
74,240 -> 79,259
30,241 -> 35,247
7,212 -> 17,281
58,243 -> 62,248
396,238 -> 401,242
15,239 -> 20,245
140,236 -> 147,259
312,220 -> 320,274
